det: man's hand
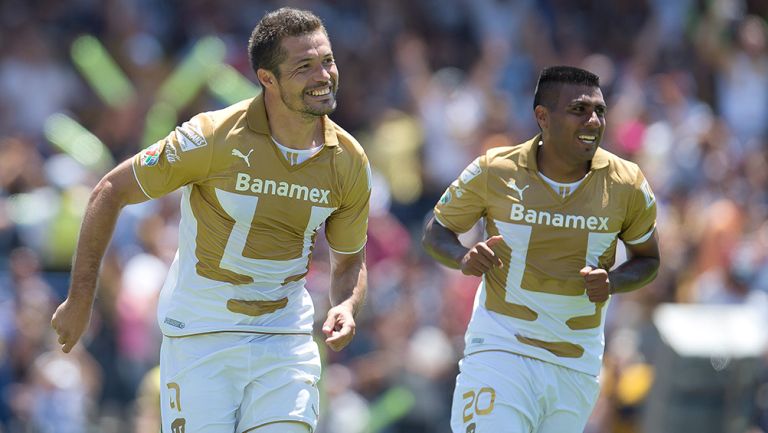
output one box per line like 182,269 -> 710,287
580,266 -> 611,303
460,235 -> 504,276
322,303 -> 356,352
51,297 -> 93,353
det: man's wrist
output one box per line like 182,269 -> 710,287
67,284 -> 97,305
454,247 -> 470,269
335,299 -> 358,315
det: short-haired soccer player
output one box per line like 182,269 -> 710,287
52,8 -> 371,433
423,65 -> 660,433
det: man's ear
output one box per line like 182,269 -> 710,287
257,69 -> 275,88
534,105 -> 548,130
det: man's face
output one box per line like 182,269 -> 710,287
542,84 -> 606,164
274,30 -> 339,117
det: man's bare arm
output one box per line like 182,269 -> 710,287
323,248 -> 367,351
51,159 -> 150,352
582,230 -> 660,303
609,231 -> 660,294
422,216 -> 502,276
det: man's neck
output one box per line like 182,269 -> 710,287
264,93 -> 323,150
536,142 -> 589,182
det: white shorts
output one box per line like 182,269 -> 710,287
450,351 -> 600,433
160,333 -> 321,433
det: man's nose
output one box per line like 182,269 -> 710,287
585,110 -> 601,127
314,64 -> 331,81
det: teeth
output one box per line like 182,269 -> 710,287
307,88 -> 330,96
578,135 -> 597,143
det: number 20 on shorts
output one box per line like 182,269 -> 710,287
462,387 -> 496,431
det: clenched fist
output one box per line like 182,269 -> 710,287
51,297 -> 93,353
460,235 -> 504,276
580,266 -> 612,303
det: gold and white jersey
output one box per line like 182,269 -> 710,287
132,96 -> 371,337
434,136 -> 656,376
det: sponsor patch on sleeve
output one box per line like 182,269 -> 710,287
640,179 -> 655,209
365,161 -> 373,191
459,158 -> 482,184
164,140 -> 181,164
175,118 -> 208,152
139,142 -> 162,166
439,188 -> 452,205
449,179 -> 466,198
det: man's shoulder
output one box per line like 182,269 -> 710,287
485,144 -> 525,161
483,140 -> 532,171
205,98 -> 253,131
182,99 -> 256,155
327,118 -> 367,162
595,147 -> 644,185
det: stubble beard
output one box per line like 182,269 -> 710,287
279,81 -> 339,118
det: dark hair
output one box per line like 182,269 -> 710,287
533,66 -> 600,110
248,8 -> 327,81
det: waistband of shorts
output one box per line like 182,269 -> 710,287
163,329 -> 313,338
464,349 -> 598,377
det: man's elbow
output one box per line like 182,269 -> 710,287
647,257 -> 660,283
636,256 -> 660,287
90,175 -> 134,211
421,228 -> 438,260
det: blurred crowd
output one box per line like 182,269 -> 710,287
2,0 -> 768,432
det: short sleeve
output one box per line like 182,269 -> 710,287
132,113 -> 215,199
324,156 -> 371,253
433,156 -> 487,233
620,169 -> 657,245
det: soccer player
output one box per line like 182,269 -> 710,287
422,66 -> 660,433
51,8 -> 370,433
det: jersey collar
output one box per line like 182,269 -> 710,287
246,94 -> 339,147
518,134 -> 610,172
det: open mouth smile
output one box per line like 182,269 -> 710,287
306,87 -> 331,97
577,133 -> 598,145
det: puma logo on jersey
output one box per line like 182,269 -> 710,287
510,203 -> 609,231
235,173 -> 330,204
231,148 -> 254,167
507,179 -> 530,200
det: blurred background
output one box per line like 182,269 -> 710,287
1,0 -> 768,432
